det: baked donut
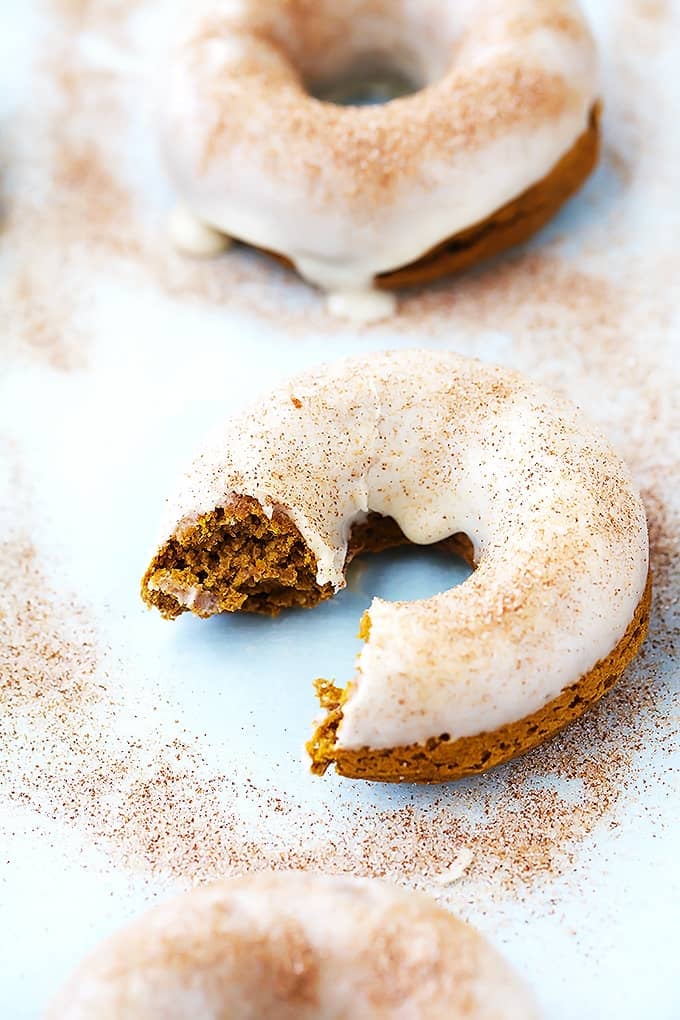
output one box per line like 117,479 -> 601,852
159,0 -> 600,321
141,350 -> 650,784
45,872 -> 539,1019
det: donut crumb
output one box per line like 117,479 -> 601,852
141,496 -> 329,619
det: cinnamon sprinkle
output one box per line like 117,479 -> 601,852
2,0 -> 678,921
1,469 -> 675,902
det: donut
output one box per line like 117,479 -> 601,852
46,873 -> 539,1019
159,0 -> 600,321
141,351 -> 650,783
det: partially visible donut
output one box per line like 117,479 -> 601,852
45,873 -> 540,1019
140,350 -> 650,784
159,0 -> 600,320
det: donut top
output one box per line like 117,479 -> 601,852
151,350 -> 649,752
158,0 -> 597,313
46,873 -> 539,1019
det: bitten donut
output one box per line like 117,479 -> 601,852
159,0 -> 600,320
45,873 -> 539,1019
141,350 -> 650,783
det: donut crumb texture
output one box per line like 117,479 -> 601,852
141,496 -> 329,618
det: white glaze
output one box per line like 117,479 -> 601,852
46,873 -> 539,1020
167,204 -> 232,257
157,0 -> 598,313
326,287 -> 397,323
146,351 -> 649,751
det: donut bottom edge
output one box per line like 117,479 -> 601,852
254,103 -> 601,291
375,101 -> 602,289
307,570 -> 651,784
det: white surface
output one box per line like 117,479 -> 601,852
0,2 -> 678,1019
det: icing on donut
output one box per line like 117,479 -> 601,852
167,203 -> 232,258
157,0 -> 599,318
141,351 -> 650,781
46,873 -> 540,1019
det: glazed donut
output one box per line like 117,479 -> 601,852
45,873 -> 539,1019
158,0 -> 600,320
141,350 -> 650,783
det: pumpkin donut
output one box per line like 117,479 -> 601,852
141,351 -> 650,783
158,0 -> 600,320
45,873 -> 540,1019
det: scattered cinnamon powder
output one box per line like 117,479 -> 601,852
3,10 -> 141,369
5,0 -> 680,370
6,266 -> 84,372
49,0 -> 140,35
1,0 -> 678,924
1,459 -> 676,904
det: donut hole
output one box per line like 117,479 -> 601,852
266,2 -> 456,105
309,56 -> 423,106
345,528 -> 473,601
